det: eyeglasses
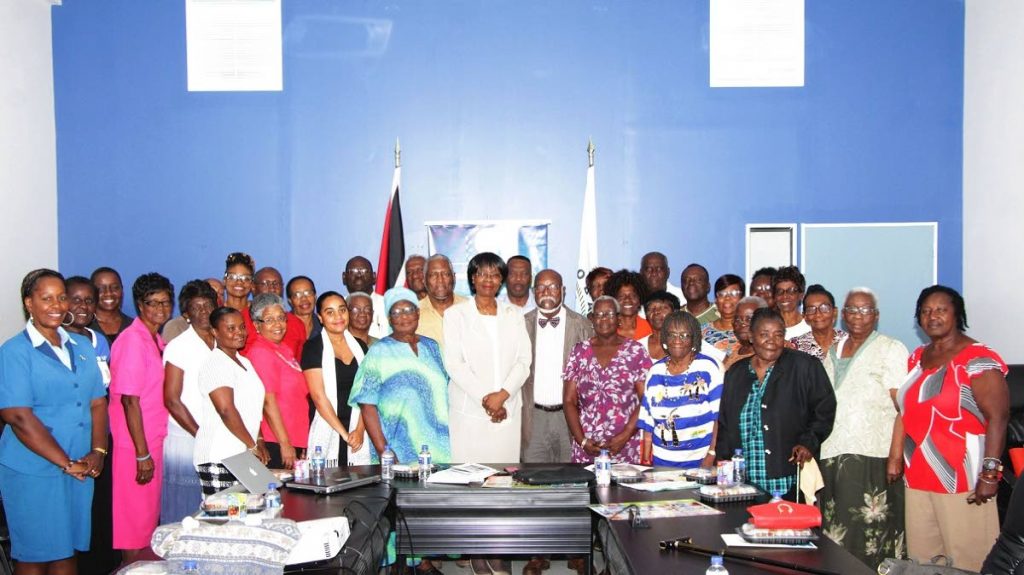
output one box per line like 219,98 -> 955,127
534,283 -> 562,293
224,273 -> 252,283
289,290 -> 315,299
143,299 -> 172,309
349,305 -> 372,315
734,315 -> 754,326
593,310 -> 617,319
843,305 -> 877,316
664,331 -> 693,342
257,280 -> 282,289
187,301 -> 214,313
389,306 -> 418,318
775,287 -> 802,296
716,289 -> 743,299
258,315 -> 287,324
752,285 -> 772,294
804,303 -> 834,316
346,268 -> 372,277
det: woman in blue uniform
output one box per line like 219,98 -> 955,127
0,269 -> 108,574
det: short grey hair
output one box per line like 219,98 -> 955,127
846,286 -> 878,309
737,295 -> 769,309
252,292 -> 285,321
348,291 -> 373,309
592,295 -> 621,313
426,253 -> 455,274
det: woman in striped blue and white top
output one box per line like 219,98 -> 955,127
638,311 -> 724,468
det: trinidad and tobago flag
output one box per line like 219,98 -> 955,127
374,155 -> 405,296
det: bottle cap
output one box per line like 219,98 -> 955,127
734,448 -> 742,455
268,482 -> 277,490
711,555 -> 724,565
600,448 -> 609,455
422,444 -> 429,451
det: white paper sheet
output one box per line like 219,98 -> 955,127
710,0 -> 804,87
186,0 -> 283,92
425,463 -> 499,485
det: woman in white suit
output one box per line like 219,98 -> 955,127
444,252 -> 532,463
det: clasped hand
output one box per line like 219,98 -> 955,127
482,390 -> 510,423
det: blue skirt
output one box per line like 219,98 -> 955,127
0,464 -> 93,562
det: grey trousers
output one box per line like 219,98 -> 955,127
522,407 -> 573,463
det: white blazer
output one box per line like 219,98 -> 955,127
443,299 -> 532,419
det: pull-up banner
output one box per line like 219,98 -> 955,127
426,220 -> 550,297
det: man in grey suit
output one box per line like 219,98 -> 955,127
521,269 -> 595,463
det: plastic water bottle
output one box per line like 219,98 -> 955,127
182,559 -> 200,574
311,445 -> 326,478
705,554 -> 729,574
595,449 -> 612,487
265,482 -> 282,513
732,448 -> 746,484
381,444 -> 396,482
418,444 -> 432,481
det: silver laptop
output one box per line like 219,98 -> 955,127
222,450 -> 284,494
288,467 -> 380,494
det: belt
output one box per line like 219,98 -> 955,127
534,403 -> 563,412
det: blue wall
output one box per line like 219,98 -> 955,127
53,0 -> 964,304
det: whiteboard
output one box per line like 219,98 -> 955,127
801,223 -> 937,351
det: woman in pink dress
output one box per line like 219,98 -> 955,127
109,273 -> 173,565
563,296 -> 652,464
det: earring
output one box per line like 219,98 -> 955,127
61,311 -> 74,327
691,347 -> 697,352
662,343 -> 669,350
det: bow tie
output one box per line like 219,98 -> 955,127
539,316 -> 561,328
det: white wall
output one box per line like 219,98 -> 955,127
0,0 -> 59,338
964,0 -> 1024,364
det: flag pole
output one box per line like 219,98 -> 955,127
395,137 -> 401,168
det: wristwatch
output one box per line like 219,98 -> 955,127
982,458 -> 1003,473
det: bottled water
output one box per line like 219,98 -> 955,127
418,444 -> 432,481
182,559 -> 200,574
265,482 -> 282,513
381,444 -> 396,482
311,446 -> 326,478
595,449 -> 612,487
705,554 -> 729,574
732,449 -> 746,484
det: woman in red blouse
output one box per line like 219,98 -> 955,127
896,285 -> 1010,572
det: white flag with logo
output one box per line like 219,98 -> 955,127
575,160 -> 597,314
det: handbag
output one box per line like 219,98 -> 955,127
746,500 -> 822,530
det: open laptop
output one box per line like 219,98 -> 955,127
288,467 -> 380,495
222,450 -> 284,494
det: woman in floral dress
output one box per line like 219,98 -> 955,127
563,296 -> 652,464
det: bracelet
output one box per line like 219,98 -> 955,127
92,447 -> 108,456
136,453 -> 152,462
983,457 -> 1002,463
61,459 -> 74,472
580,437 -> 590,449
248,444 -> 259,454
707,449 -> 717,457
978,475 -> 999,485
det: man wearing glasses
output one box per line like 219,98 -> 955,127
342,256 -> 388,339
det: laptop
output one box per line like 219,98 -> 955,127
222,450 -> 285,494
288,467 -> 380,494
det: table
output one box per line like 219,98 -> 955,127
391,465 -> 592,558
594,485 -> 874,575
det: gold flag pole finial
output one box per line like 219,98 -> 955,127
395,138 -> 401,168
587,138 -> 595,167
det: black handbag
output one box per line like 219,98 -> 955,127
512,466 -> 595,485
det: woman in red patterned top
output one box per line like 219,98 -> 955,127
896,285 -> 1010,572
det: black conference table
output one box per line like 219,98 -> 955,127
594,484 -> 875,575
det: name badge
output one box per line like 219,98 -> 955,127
97,357 -> 112,387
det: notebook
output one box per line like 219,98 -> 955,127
287,467 -> 380,494
221,450 -> 284,495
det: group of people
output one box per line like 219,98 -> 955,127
0,249 -> 1013,575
